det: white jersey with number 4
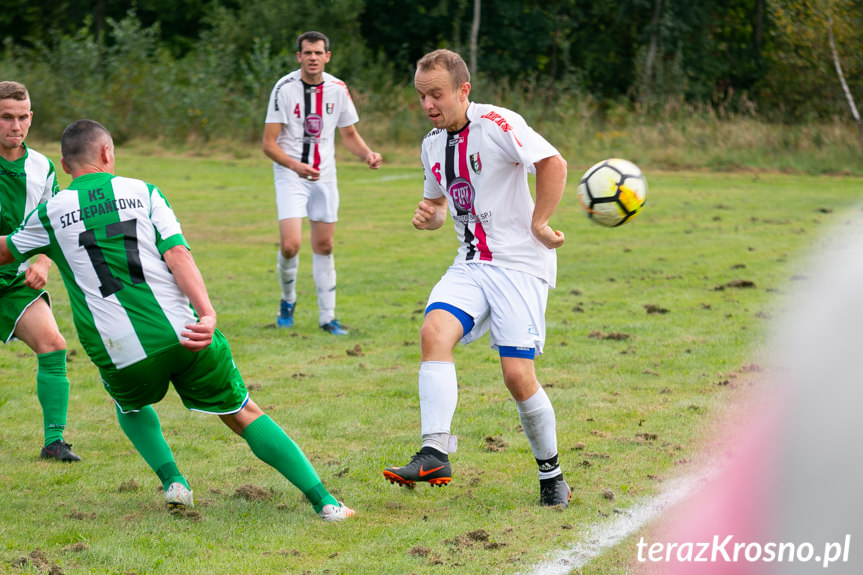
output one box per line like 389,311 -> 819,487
421,102 -> 560,287
6,172 -> 195,369
265,70 -> 359,182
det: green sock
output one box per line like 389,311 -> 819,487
115,405 -> 188,490
241,415 -> 337,512
36,350 -> 70,447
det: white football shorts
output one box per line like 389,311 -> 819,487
274,178 -> 339,222
426,262 -> 549,355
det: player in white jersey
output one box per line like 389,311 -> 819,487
382,50 -> 572,508
0,81 -> 80,462
263,30 -> 382,335
0,119 -> 354,521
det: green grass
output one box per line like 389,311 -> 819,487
1,147 -> 862,574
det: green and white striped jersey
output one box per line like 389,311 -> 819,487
0,143 -> 58,281
6,172 -> 195,369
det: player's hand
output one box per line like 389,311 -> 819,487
180,315 -> 216,351
534,225 -> 565,249
23,260 -> 49,290
296,164 -> 320,181
365,151 -> 383,170
412,199 -> 439,230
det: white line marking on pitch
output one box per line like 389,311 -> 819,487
523,466 -> 716,575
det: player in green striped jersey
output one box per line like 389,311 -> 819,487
0,119 -> 353,520
0,81 -> 80,462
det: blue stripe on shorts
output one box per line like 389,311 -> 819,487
425,302 -> 475,336
498,345 -> 536,359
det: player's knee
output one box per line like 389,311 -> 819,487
35,330 -> 66,354
420,318 -> 442,345
280,244 -> 301,259
312,241 -> 333,255
420,319 -> 457,356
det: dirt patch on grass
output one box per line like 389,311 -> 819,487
10,550 -> 62,573
589,331 -> 631,341
234,484 -> 273,501
643,304 -> 669,314
713,279 -> 756,290
483,436 -> 507,452
118,479 -> 140,492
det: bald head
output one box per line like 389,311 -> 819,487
61,119 -> 114,176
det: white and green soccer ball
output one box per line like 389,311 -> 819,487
577,158 -> 647,227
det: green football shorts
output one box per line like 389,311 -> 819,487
0,273 -> 48,343
99,329 -> 249,414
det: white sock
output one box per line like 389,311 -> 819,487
517,386 -> 561,478
419,361 -> 458,454
313,253 -> 336,325
277,252 -> 299,303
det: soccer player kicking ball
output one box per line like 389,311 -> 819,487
0,119 -> 353,521
382,50 -> 571,507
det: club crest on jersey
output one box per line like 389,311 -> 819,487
469,153 -> 482,175
325,103 -> 334,115
305,114 -> 323,136
448,177 -> 475,212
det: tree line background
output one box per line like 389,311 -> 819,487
0,0 -> 860,151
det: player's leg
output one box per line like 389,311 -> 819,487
176,330 -> 352,520
309,220 -> 346,333
383,308 -> 464,487
101,350 -> 191,509
274,178 -> 309,328
307,182 -> 346,334
383,266 -> 488,488
11,294 -> 78,461
114,404 -> 192,509
487,266 -> 570,507
220,399 -> 352,521
276,217 -> 303,327
500,355 -> 570,507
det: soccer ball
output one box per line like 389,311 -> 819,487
577,158 -> 647,227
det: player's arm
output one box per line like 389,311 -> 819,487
163,245 -> 217,351
262,123 -> 320,179
532,154 -> 568,249
412,195 -> 448,231
338,124 -> 382,169
0,236 -> 15,266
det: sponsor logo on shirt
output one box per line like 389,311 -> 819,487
480,110 -> 523,147
326,103 -> 334,115
0,167 -> 25,179
448,177 -> 474,212
305,114 -> 323,136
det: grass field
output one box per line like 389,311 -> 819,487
1,146 -> 862,574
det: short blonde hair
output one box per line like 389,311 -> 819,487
416,49 -> 470,91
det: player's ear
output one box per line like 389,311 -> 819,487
60,157 -> 72,175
